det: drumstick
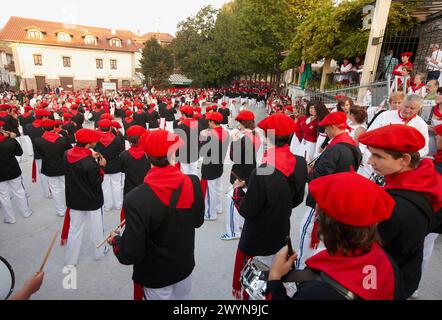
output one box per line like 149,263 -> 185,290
96,220 -> 126,249
38,231 -> 58,273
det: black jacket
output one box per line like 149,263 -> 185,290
158,102 -> 167,118
63,150 -> 104,211
71,112 -> 84,129
146,111 -> 160,129
133,111 -> 147,129
200,130 -> 230,180
306,143 -> 361,208
176,121 -> 202,164
379,189 -> 432,298
119,150 -> 151,195
229,134 -> 257,185
94,135 -> 125,174
165,107 -> 177,121
112,175 -> 205,288
238,157 -> 308,256
91,109 -> 105,128
34,134 -> 72,177
0,136 -> 23,182
218,108 -> 230,125
19,114 -> 35,135
26,123 -> 45,159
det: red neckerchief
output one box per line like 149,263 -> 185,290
434,150 -> 442,165
70,110 -> 78,116
328,132 -> 357,148
125,117 -> 134,124
385,159 -> 442,212
0,111 -> 8,118
411,83 -> 425,93
144,165 -> 194,209
193,113 -> 202,120
433,105 -> 442,119
397,110 -> 417,125
98,130 -> 116,148
148,108 -> 155,114
136,110 -> 144,114
42,131 -> 61,143
66,146 -> 92,164
262,145 -> 296,177
211,126 -> 229,142
243,130 -> 261,151
0,134 -> 6,143
306,243 -> 395,300
182,118 -> 198,129
63,120 -> 71,126
128,145 -> 145,160
32,119 -> 42,128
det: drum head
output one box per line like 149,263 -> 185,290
0,256 -> 15,300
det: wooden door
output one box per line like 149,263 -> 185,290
60,77 -> 74,91
35,76 -> 46,92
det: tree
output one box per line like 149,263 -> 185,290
140,37 -> 174,88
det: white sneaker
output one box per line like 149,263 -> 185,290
23,210 -> 33,219
221,233 -> 240,241
4,219 -> 17,224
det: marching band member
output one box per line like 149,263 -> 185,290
267,172 -> 405,300
0,121 -> 33,224
95,119 -> 125,212
297,112 -> 362,270
62,128 -> 108,266
176,106 -> 201,176
108,129 -> 204,300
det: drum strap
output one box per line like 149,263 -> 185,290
282,268 -> 361,300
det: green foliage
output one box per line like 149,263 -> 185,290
140,37 -> 174,88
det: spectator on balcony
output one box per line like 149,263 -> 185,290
391,52 -> 413,78
335,59 -> 353,85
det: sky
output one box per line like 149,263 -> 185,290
0,0 -> 229,36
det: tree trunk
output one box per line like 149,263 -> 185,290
320,58 -> 332,92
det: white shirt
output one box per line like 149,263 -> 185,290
408,85 -> 427,99
427,50 -> 442,71
368,110 -> 430,157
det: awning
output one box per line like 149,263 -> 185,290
169,73 -> 192,85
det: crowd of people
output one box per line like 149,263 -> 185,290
0,78 -> 441,301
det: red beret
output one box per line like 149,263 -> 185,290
358,124 -> 425,153
434,124 -> 442,136
205,105 -> 213,112
54,120 -> 63,126
236,110 -> 255,122
63,113 -> 73,119
319,111 -> 352,131
75,129 -> 101,144
35,109 -> 51,117
125,110 -> 134,116
100,113 -> 114,120
70,104 -> 79,110
401,52 -> 413,58
40,119 -> 56,128
111,121 -> 121,129
335,95 -> 346,100
126,125 -> 146,137
310,172 -> 395,227
98,119 -> 112,129
0,104 -> 10,110
206,112 -> 223,123
195,107 -> 201,113
149,104 -> 156,108
258,113 -> 296,137
221,102 -> 227,107
142,129 -> 183,158
180,106 -> 194,116
0,121 -> 5,127
24,106 -> 33,111
284,105 -> 294,112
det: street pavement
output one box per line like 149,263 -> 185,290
0,105 -> 441,300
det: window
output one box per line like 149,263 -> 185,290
28,30 -> 43,40
110,38 -> 121,47
58,32 -> 71,43
85,35 -> 97,45
122,80 -> 130,86
110,59 -> 117,70
33,54 -> 43,66
96,59 -> 103,69
63,56 -> 71,68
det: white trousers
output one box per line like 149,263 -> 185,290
160,118 -> 166,129
102,173 -> 123,211
296,140 -> 316,164
47,176 -> 66,216
0,176 -> 32,223
165,121 -> 174,133
143,274 -> 192,300
205,177 -> 223,220
224,188 -> 245,237
180,162 -> 198,176
422,233 -> 439,272
296,206 -> 326,270
64,208 -> 106,266
35,159 -> 51,198
22,135 -> 34,156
